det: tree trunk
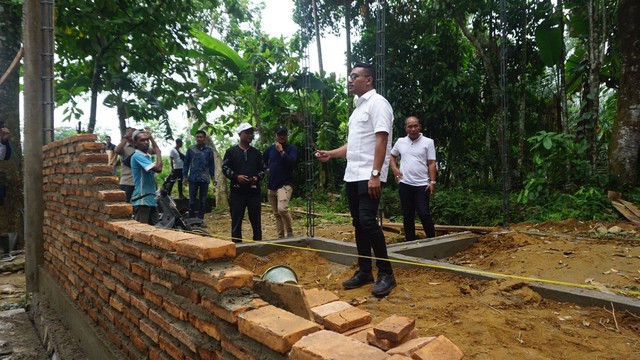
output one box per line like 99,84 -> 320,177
558,0 -> 569,133
88,56 -> 104,133
311,0 -> 324,76
116,91 -> 127,137
0,2 -> 24,247
577,0 -> 604,170
609,0 -> 640,188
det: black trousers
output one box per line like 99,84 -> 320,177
229,190 -> 262,243
399,182 -> 436,240
168,169 -> 184,197
134,205 -> 159,225
345,181 -> 392,275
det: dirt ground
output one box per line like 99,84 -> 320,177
221,208 -> 640,359
1,209 -> 640,359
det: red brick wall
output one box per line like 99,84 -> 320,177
40,135 -> 403,360
41,134 -> 286,359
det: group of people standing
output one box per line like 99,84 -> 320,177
103,61 -> 437,299
108,128 -> 219,226
221,123 -> 299,243
105,122 -> 299,245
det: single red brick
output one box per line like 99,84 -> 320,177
373,315 -> 416,342
140,318 -> 160,343
174,237 -> 236,261
161,257 -> 188,278
149,308 -> 173,334
172,284 -> 200,304
150,229 -> 195,251
367,328 -> 418,351
411,335 -> 464,360
304,288 -> 340,308
162,296 -> 188,321
191,265 -> 253,293
104,203 -> 133,217
78,152 -> 109,163
323,306 -> 372,333
158,333 -> 184,360
289,330 -> 388,360
188,314 -> 221,340
237,305 -> 321,353
386,337 -> 437,357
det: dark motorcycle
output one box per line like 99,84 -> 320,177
156,176 -> 209,236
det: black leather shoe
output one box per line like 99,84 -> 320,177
371,274 -> 397,297
342,271 -> 374,289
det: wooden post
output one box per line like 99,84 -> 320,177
23,0 -> 45,292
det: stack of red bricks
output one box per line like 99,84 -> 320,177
293,288 -> 464,359
41,134 -> 464,360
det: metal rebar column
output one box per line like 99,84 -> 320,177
375,0 -> 386,226
302,2 -> 315,237
499,0 -> 510,226
41,0 -> 55,143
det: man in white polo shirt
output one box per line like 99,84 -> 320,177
390,116 -> 437,241
315,62 -> 396,297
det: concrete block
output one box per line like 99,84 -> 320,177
323,306 -> 372,333
310,300 -> 352,325
237,305 -> 321,353
304,288 -> 340,308
289,330 -> 388,360
374,314 -> 415,342
411,335 -> 464,360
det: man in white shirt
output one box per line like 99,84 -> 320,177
390,116 -> 437,241
315,63 -> 396,297
168,138 -> 186,199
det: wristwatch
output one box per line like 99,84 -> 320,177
371,169 -> 381,177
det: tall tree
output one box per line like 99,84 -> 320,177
609,0 -> 640,188
0,1 -> 23,245
54,0 -> 251,136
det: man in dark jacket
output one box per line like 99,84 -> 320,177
222,123 -> 264,243
263,126 -> 298,238
183,130 -> 216,222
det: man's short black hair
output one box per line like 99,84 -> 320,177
195,130 -> 206,136
352,62 -> 376,84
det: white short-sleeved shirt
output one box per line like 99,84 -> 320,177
390,134 -> 436,187
169,147 -> 184,169
344,89 -> 393,182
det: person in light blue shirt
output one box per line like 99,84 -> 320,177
130,129 -> 162,225
183,130 -> 216,222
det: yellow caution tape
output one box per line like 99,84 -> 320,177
193,229 -> 640,298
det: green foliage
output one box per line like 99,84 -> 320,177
517,131 -> 598,204
430,188 -> 511,227
516,187 -> 618,222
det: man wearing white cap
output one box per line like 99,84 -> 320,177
130,129 -> 162,224
222,123 -> 265,243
